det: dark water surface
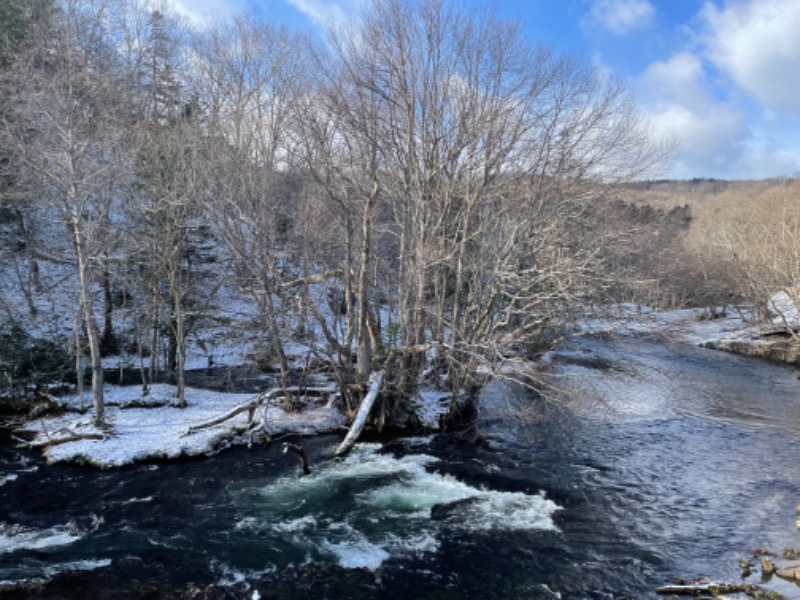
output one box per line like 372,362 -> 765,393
3,336 -> 800,598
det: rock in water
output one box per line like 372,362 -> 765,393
762,556 -> 776,575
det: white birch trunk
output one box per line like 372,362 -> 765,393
335,370 -> 384,456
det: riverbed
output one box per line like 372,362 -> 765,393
3,335 -> 800,598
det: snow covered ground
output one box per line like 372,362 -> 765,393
20,384 -> 346,467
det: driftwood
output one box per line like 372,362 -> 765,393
282,442 -> 311,475
334,371 -> 384,457
656,580 -> 771,597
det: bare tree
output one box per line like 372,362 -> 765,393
191,17 -> 312,387
0,0 -> 132,425
309,0 -> 670,434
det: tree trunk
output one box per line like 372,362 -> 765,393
101,252 -> 115,354
73,311 -> 85,412
70,218 -> 105,426
170,267 -> 186,407
147,281 -> 159,395
335,370 -> 384,456
356,183 -> 378,378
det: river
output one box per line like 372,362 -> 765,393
2,335 -> 800,598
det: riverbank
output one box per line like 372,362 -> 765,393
14,384 -> 348,467
8,304 -> 791,468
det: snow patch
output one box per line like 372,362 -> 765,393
768,289 -> 800,326
22,383 -> 346,467
414,390 -> 450,429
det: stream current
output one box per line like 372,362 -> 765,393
3,335 -> 800,598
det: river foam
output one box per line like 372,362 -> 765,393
0,523 -> 82,554
0,515 -> 103,556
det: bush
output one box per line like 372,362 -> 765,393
0,320 -> 72,389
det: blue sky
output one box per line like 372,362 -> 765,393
168,0 -> 800,181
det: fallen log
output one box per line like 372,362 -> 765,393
656,581 -> 771,597
334,371 -> 384,457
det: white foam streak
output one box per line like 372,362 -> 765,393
44,559 -> 112,576
0,524 -> 82,554
321,534 -> 390,570
358,471 -> 476,512
272,515 -> 318,533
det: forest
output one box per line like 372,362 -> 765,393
1,0 -> 798,435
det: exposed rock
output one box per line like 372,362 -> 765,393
783,548 -> 800,560
702,338 -> 800,366
775,566 -> 800,581
739,557 -> 753,576
762,556 -> 776,575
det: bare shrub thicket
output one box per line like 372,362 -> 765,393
685,180 -> 800,321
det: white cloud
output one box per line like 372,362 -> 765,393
166,0 -> 249,28
284,0 -> 366,31
584,0 -> 655,35
641,52 -> 708,112
699,0 -> 800,114
640,52 -> 750,178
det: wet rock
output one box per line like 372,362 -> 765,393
762,557 -> 777,575
783,548 -> 800,560
430,496 -> 483,520
738,557 -> 753,576
775,566 -> 800,581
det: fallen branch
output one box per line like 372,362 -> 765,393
184,387 -> 336,437
333,342 -> 443,457
282,442 -> 311,474
25,428 -> 106,449
185,397 -> 263,434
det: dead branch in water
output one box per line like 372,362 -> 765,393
282,442 -> 311,474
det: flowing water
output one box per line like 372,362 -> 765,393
3,335 -> 800,598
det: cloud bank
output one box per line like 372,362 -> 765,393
638,0 -> 800,179
700,0 -> 800,114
